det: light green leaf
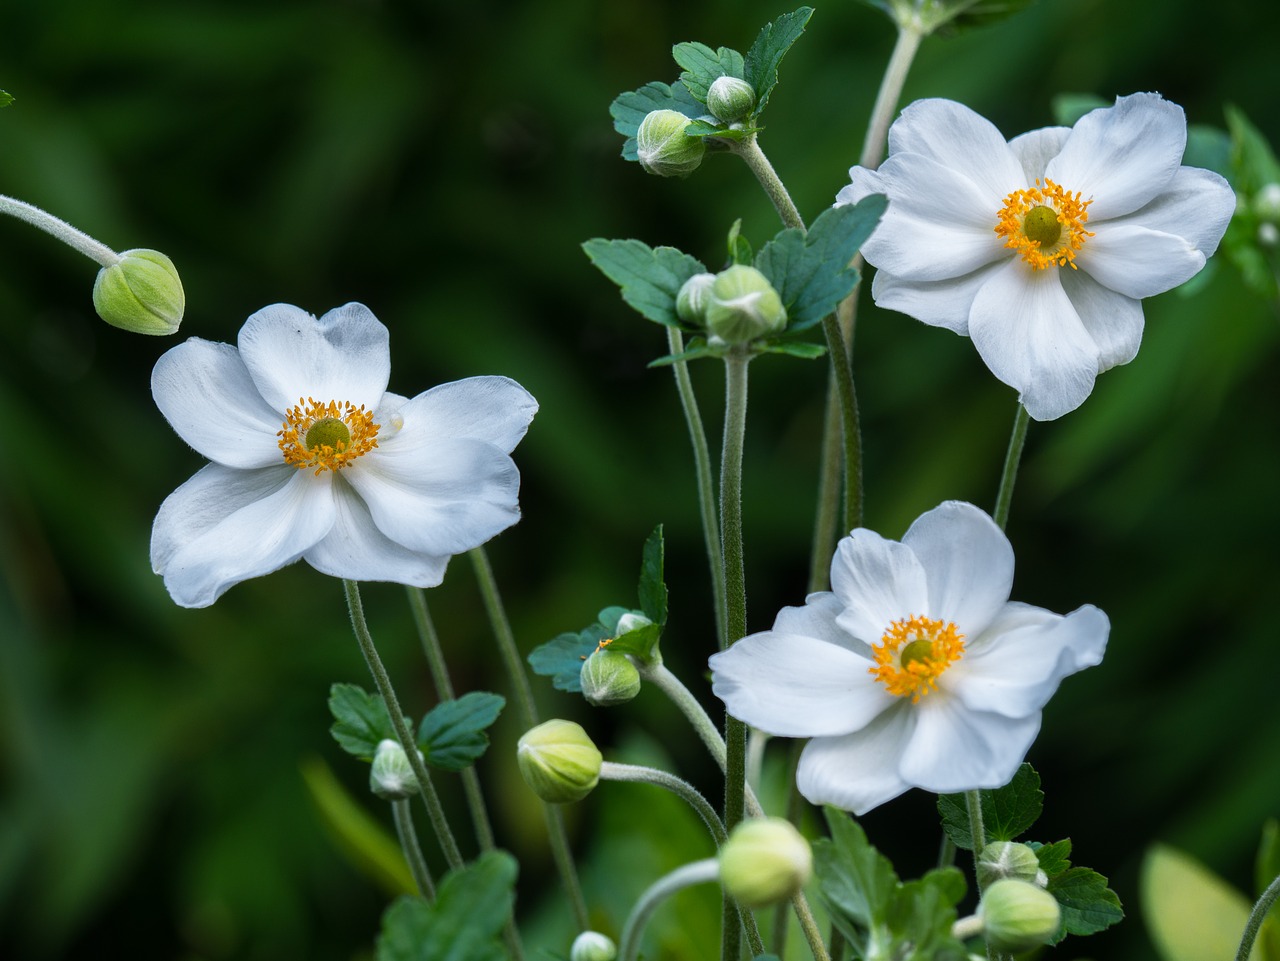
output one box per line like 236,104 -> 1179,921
1029,838 -> 1073,877
583,238 -> 708,328
1185,123 -> 1232,177
0,90 -> 12,108
673,41 -> 745,103
329,683 -> 405,760
638,525 -> 668,626
609,81 -> 704,160
528,625 -> 610,693
648,339 -> 724,366
756,340 -> 826,359
937,763 -> 1043,850
1228,104 -> 1280,194
1049,865 -> 1124,940
727,219 -> 753,266
814,809 -> 897,930
1142,844 -> 1256,961
743,7 -> 814,116
417,692 -> 505,772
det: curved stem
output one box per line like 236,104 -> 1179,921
667,326 -> 727,647
619,859 -> 722,961
343,579 -> 463,870
860,25 -> 924,172
391,798 -> 436,900
992,404 -> 1031,531
0,194 -> 119,267
732,134 -> 805,231
601,761 -> 726,844
1237,870 -> 1280,961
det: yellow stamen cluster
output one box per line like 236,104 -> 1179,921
278,397 -> 379,475
869,614 -> 965,702
995,178 -> 1094,270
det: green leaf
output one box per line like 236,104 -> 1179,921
1049,865 -> 1124,941
683,119 -> 758,142
527,625 -> 609,693
673,41 -> 745,103
0,90 -> 12,108
376,850 -> 517,961
1029,838 -> 1073,877
1256,818 -> 1280,900
603,622 -> 662,662
756,339 -> 826,359
638,525 -> 668,625
417,692 -> 505,772
755,195 -> 886,332
1185,123 -> 1232,177
936,0 -> 1038,37
1228,104 -> 1280,194
609,81 -> 704,160
329,683 -> 404,760
937,763 -> 1043,850
1142,844 -> 1260,961
727,219 -> 753,266
1051,92 -> 1108,127
814,809 -> 898,930
743,7 -> 814,116
648,339 -> 724,366
583,238 -> 708,329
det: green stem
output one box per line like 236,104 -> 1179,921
791,892 -> 833,961
468,548 -> 590,932
619,860 -> 723,961
391,798 -> 436,900
342,579 -> 463,870
860,25 -> 924,172
769,740 -> 807,956
1237,871 -> 1280,961
0,194 -> 120,267
600,761 -> 726,844
667,326 -> 727,647
992,404 -> 1031,531
732,134 -> 805,231
965,788 -> 988,887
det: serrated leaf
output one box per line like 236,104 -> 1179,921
1142,844 -> 1259,961
610,81 -> 704,160
583,238 -> 707,328
1049,866 -> 1123,941
604,622 -> 662,662
329,683 -> 404,760
814,809 -> 897,929
376,850 -> 517,961
755,195 -> 886,332
638,525 -> 668,625
937,763 -> 1043,850
1051,92 -> 1109,127
417,692 -> 506,772
1029,838 -> 1073,877
673,42 -> 745,102
756,339 -> 826,359
528,625 -> 610,692
743,7 -> 814,116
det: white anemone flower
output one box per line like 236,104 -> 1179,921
709,501 -> 1108,814
150,302 -> 537,608
836,93 -> 1235,421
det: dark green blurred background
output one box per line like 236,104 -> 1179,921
2,1 -> 1278,958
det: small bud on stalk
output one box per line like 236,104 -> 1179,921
976,841 -> 1046,889
570,931 -> 618,961
581,648 -> 642,706
517,719 -> 602,803
636,109 -> 705,178
369,739 -> 421,801
93,248 -> 185,335
719,817 -> 812,908
705,264 -> 787,344
979,878 -> 1062,952
706,76 -> 756,123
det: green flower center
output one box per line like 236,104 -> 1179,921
305,416 -> 352,452
278,397 -> 380,475
898,638 -> 936,670
1022,205 -> 1062,248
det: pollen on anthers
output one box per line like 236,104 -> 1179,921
278,397 -> 380,475
869,614 -> 965,702
995,178 -> 1095,270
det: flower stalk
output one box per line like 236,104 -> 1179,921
1236,870 -> 1280,961
0,193 -> 119,267
599,761 -> 726,844
391,798 -> 436,900
993,404 -> 1031,531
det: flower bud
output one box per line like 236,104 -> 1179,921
976,841 -> 1046,889
614,611 -> 653,636
705,265 -> 787,344
369,738 -> 421,801
1254,183 -> 1280,222
516,719 -> 602,803
92,248 -> 185,335
580,648 -> 641,706
636,109 -> 705,178
676,272 -> 716,325
979,878 -> 1061,952
570,931 -> 618,961
706,76 -> 756,123
719,817 -> 812,908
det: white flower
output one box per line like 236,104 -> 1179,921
708,501 -> 1108,814
836,94 -> 1235,421
150,302 -> 537,608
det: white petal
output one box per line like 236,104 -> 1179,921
898,695 -> 1041,793
885,99 -> 1026,203
402,376 -> 538,453
830,529 -> 929,645
303,479 -> 450,587
1047,93 -> 1186,220
902,501 -> 1012,634
835,165 -> 882,208
152,466 -> 336,608
709,631 -> 892,737
1077,222 -> 1207,299
1100,166 -> 1235,256
949,602 -> 1109,718
968,259 -> 1099,421
772,592 -> 873,658
859,152 -> 1007,281
1058,268 -> 1145,371
870,260 -> 1004,335
346,436 -> 520,556
795,706 -> 915,814
151,339 -> 284,469
238,303 -> 391,412
1008,127 -> 1070,183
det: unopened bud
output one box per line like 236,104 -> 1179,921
369,738 -> 421,801
570,931 -> 618,961
980,878 -> 1061,952
676,272 -> 716,325
705,264 -> 787,343
516,719 -> 602,803
580,648 -> 641,706
977,841 -> 1046,889
636,109 -> 705,178
93,248 -> 185,335
719,817 -> 812,908
706,77 -> 756,123
614,611 -> 653,636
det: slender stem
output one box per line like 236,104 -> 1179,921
732,135 -> 805,231
0,194 -> 120,267
667,326 -> 727,647
770,740 -> 807,956
1237,871 -> 1280,961
467,548 -> 590,932
391,799 -> 436,900
952,914 -> 984,942
342,579 -> 463,870
824,314 -> 863,534
619,860 -> 722,961
860,25 -> 924,171
601,761 -> 727,844
966,789 -> 988,885
992,404 -> 1031,531
791,891 -> 833,961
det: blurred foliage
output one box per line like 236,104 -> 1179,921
2,0 -> 1279,959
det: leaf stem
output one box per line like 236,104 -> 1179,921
391,798 -> 436,900
1237,869 -> 1280,961
0,194 -> 120,267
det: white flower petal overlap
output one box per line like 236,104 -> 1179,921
709,501 -> 1108,814
836,93 -> 1235,420
150,302 -> 537,607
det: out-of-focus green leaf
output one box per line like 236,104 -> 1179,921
329,683 -> 403,761
417,692 -> 505,772
938,0 -> 1038,36
756,339 -> 826,359
1228,104 -> 1280,193
1186,123 -> 1233,177
937,763 -> 1043,850
0,90 -> 12,107
673,42 -> 745,102
583,238 -> 707,329
1142,844 -> 1260,961
1051,92 -> 1109,127
727,219 -> 753,266
743,7 -> 813,116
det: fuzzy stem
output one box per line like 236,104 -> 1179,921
732,134 -> 805,231
619,860 -> 723,961
391,799 -> 436,900
601,761 -> 726,844
0,194 -> 120,267
966,789 -> 988,887
1237,870 -> 1280,961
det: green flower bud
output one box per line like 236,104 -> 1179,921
676,272 -> 716,325
636,109 -> 705,178
979,878 -> 1062,952
719,817 -> 812,908
614,611 -> 653,636
705,264 -> 787,344
976,841 -> 1046,889
706,76 -> 756,123
580,648 -> 641,706
92,248 -> 185,335
516,719 -> 602,803
1254,183 -> 1280,222
369,738 -> 421,801
570,931 -> 618,961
